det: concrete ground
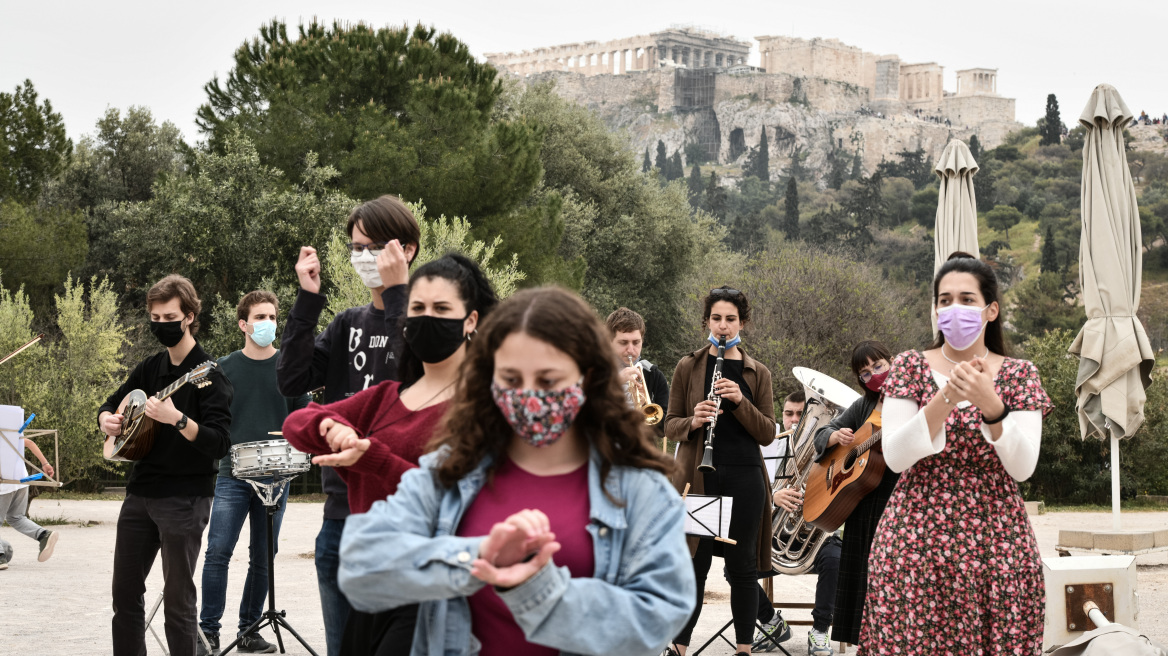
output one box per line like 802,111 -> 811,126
2,500 -> 1166,655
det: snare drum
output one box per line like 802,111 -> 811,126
231,439 -> 311,479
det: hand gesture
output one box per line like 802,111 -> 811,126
101,413 -> 124,438
473,509 -> 559,588
619,366 -> 640,386
772,486 -> 803,512
375,240 -> 410,288
145,397 -> 182,426
949,358 -> 999,411
691,399 -> 722,430
713,378 -> 743,405
471,541 -> 560,589
830,428 -> 855,448
312,435 -> 371,467
295,246 -> 321,294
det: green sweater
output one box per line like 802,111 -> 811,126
217,350 -> 311,479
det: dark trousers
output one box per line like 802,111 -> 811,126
112,493 -> 212,656
675,465 -> 765,646
755,535 -> 842,632
340,604 -> 419,655
316,518 -> 353,656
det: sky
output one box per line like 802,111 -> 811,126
3,0 -> 1166,143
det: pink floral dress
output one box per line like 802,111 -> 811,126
857,350 -> 1052,655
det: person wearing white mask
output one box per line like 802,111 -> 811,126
856,252 -> 1052,655
197,291 -> 311,655
276,195 -> 420,656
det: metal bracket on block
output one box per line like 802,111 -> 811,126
1064,583 -> 1115,631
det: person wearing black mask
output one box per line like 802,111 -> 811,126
283,253 -> 498,655
97,275 -> 233,656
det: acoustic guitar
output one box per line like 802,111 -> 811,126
801,413 -> 885,532
103,361 -> 218,462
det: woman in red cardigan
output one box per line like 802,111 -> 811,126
283,253 -> 497,656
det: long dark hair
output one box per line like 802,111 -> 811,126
397,253 -> 499,387
851,340 -> 892,402
429,287 -> 674,503
929,251 -> 1008,356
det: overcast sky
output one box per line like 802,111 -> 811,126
2,1 -> 1164,143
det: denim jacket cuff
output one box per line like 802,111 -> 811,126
417,536 -> 488,596
496,560 -> 568,616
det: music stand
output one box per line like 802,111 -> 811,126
217,474 -> 319,656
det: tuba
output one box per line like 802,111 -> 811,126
769,367 -> 861,575
626,356 -> 664,425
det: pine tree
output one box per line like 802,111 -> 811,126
642,148 -> 651,173
783,177 -> 800,239
655,140 -> 668,172
1041,225 -> 1059,273
687,163 -> 704,206
1040,94 -> 1062,146
968,134 -> 982,161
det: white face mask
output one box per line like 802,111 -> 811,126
350,249 -> 383,288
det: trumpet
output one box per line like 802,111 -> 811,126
626,356 -> 664,425
697,337 -> 726,472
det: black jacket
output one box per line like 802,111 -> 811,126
98,342 -> 233,498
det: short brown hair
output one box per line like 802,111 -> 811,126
146,275 -> 202,334
605,307 -> 646,337
784,390 -> 805,406
346,195 -> 422,264
237,290 -> 279,323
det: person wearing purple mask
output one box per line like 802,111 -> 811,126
855,253 -> 1053,655
807,340 -> 898,650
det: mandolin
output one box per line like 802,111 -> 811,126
801,412 -> 886,532
103,361 -> 218,462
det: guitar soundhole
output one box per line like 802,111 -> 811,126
842,450 -> 857,471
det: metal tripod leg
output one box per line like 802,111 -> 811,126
145,591 -> 214,655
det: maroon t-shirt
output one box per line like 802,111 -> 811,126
456,457 -> 594,655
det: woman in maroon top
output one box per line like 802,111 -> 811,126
283,253 -> 498,656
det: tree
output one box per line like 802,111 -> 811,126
827,152 -> 848,190
782,177 -> 799,239
1041,225 -> 1059,273
846,172 -> 887,231
968,134 -> 982,161
0,201 -> 87,314
974,161 -> 997,212
655,140 -> 668,172
668,152 -> 684,181
642,148 -> 652,173
687,163 -> 704,207
911,187 -> 939,228
705,172 -> 728,219
744,127 -> 770,180
1009,272 -> 1082,341
788,146 -> 809,182
0,80 -> 71,203
850,150 -> 864,180
197,20 -> 542,224
986,204 -> 1024,241
1040,94 -> 1062,146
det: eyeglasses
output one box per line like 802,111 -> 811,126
859,362 -> 890,383
348,241 -> 390,256
710,287 -> 742,297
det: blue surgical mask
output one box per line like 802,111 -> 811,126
708,332 -> 742,349
249,320 -> 277,347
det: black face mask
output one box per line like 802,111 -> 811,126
403,315 -> 468,363
150,320 -> 186,348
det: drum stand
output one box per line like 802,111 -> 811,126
218,475 -> 319,656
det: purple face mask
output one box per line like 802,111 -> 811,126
936,304 -> 987,351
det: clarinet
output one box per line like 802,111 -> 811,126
697,337 -> 726,472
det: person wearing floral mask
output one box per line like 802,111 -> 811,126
276,194 -> 420,656
856,253 -> 1052,655
336,287 -> 696,656
802,340 -> 898,651
283,254 -> 496,656
663,286 -> 776,656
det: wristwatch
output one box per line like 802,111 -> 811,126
175,414 -> 189,431
983,404 -> 1011,425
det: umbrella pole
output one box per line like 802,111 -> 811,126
1111,435 -> 1121,530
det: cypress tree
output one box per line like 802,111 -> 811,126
1041,225 -> 1059,273
850,150 -> 863,180
783,177 -> 800,239
642,147 -> 651,173
1040,94 -> 1062,146
705,171 -> 727,218
687,163 -> 704,206
751,127 -> 770,180
669,152 -> 684,181
969,134 -> 982,161
655,140 -> 668,172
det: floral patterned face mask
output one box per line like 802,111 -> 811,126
490,377 -> 586,448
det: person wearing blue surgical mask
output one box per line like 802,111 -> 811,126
196,291 -> 311,656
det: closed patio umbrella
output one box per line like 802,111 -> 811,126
932,138 -> 980,332
1067,84 -> 1155,529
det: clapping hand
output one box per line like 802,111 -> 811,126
312,418 -> 371,466
949,357 -> 1002,414
471,509 -> 561,589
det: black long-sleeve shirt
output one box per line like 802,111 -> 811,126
275,285 -> 406,519
98,342 -> 233,498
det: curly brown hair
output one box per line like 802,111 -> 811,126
428,287 -> 674,504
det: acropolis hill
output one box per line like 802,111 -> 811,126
486,28 -> 1022,181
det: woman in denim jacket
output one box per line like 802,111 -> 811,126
339,287 -> 696,656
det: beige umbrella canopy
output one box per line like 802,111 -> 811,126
1068,84 -> 1155,441
933,138 -> 981,273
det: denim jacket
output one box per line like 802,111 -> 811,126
338,449 -> 696,656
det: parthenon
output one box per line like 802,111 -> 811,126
484,27 -> 751,76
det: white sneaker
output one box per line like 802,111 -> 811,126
0,563 -> 8,570
808,628 -> 833,656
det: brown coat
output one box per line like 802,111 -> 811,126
665,345 -> 776,572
